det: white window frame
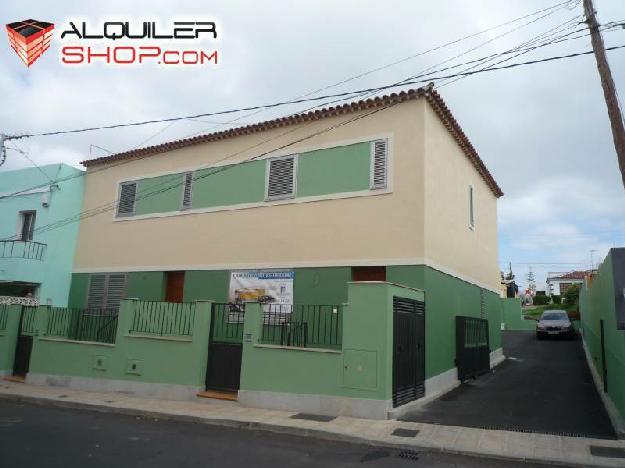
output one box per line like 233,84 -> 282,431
369,139 -> 388,190
181,171 -> 194,210
116,181 -> 137,218
469,184 -> 476,230
265,154 -> 298,201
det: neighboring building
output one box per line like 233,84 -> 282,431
0,164 -> 84,306
546,270 -> 591,297
69,87 -> 504,400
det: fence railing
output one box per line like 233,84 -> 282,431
0,240 -> 46,261
259,304 -> 343,350
0,304 -> 8,331
129,301 -> 196,337
20,306 -> 38,336
45,307 -> 118,344
211,303 -> 245,343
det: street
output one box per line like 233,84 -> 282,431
0,399 -> 555,468
401,331 -> 615,439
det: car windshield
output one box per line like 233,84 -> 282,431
541,312 -> 568,321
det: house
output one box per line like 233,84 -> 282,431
0,164 -> 84,306
17,87 -> 503,416
546,270 -> 591,297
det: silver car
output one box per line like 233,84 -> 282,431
536,310 -> 575,339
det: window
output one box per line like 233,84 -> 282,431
370,139 -> 388,189
87,273 -> 127,311
266,155 -> 296,199
469,185 -> 475,229
117,182 -> 137,217
181,172 -> 194,209
18,211 -> 36,241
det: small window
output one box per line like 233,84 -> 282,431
18,211 -> 36,241
87,273 -> 127,311
469,185 -> 475,229
117,182 -> 137,217
266,156 -> 296,199
181,172 -> 193,210
370,139 -> 388,189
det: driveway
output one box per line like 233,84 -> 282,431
400,331 -> 616,439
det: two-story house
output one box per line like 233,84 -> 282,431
0,164 -> 84,306
68,87 -> 504,398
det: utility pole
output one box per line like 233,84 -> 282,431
583,0 -> 625,189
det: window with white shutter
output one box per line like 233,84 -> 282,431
117,182 -> 137,217
181,172 -> 194,209
370,139 -> 388,189
266,156 -> 296,199
87,273 -> 127,311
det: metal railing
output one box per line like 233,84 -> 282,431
20,306 -> 38,336
0,240 -> 46,261
0,304 -> 8,331
211,303 -> 245,343
129,301 -> 196,337
46,307 -> 118,344
260,304 -> 343,350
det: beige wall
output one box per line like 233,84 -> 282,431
74,101 -> 427,272
423,103 -> 500,290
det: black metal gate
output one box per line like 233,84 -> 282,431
456,316 -> 490,381
392,297 -> 425,408
205,303 -> 245,392
13,306 -> 37,377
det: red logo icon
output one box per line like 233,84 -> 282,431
6,19 -> 55,67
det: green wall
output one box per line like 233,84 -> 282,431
183,270 -> 230,302
501,298 -> 536,331
29,300 -> 212,387
293,267 -> 351,304
0,305 -> 21,374
127,272 -> 165,301
581,250 -> 625,422
120,141 -> 374,217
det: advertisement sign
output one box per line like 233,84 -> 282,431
228,270 -> 294,305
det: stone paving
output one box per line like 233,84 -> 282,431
1,380 -> 625,467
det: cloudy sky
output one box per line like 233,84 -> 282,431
1,0 -> 624,289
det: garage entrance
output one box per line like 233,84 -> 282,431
400,331 -> 616,439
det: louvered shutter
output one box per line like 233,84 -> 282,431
87,274 -> 106,311
371,140 -> 388,189
266,156 -> 296,199
117,182 -> 137,217
182,172 -> 193,209
105,274 -> 127,311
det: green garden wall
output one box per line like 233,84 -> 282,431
501,298 -> 536,331
28,300 -> 212,388
0,305 -> 21,375
580,251 -> 625,422
240,283 -> 424,401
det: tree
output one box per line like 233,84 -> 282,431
526,267 -> 536,294
564,284 -> 581,309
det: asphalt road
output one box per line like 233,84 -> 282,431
401,331 -> 616,439
0,399 -> 554,468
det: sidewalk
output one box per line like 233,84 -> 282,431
1,380 -> 624,467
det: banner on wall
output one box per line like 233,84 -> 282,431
228,270 -> 294,305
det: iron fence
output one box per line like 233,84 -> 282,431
20,306 -> 38,336
129,301 -> 196,337
0,240 -> 46,261
46,307 -> 118,344
260,304 -> 343,350
211,303 -> 245,343
0,304 -> 8,331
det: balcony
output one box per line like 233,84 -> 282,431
0,240 -> 47,285
0,240 -> 46,261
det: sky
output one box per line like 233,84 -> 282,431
0,0 -> 624,290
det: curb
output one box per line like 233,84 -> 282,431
0,392 -> 613,468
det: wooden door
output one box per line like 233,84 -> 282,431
351,266 -> 386,282
165,271 -> 185,303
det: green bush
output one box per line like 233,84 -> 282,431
551,295 -> 561,305
533,295 -> 550,305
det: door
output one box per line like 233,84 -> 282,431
352,266 -> 386,282
165,271 -> 185,303
205,303 -> 245,392
600,320 -> 608,392
12,306 -> 37,377
455,316 -> 490,381
392,297 -> 425,407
